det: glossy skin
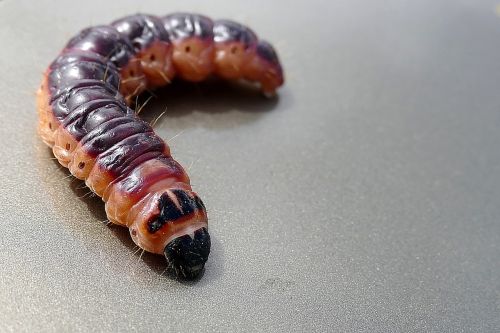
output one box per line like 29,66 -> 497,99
112,15 -> 176,88
163,13 -> 215,82
213,20 -> 258,80
36,13 -> 284,279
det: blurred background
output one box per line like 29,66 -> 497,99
0,0 -> 499,331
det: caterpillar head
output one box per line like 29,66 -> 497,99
138,189 -> 210,279
164,227 -> 211,279
155,190 -> 211,279
128,188 -> 210,279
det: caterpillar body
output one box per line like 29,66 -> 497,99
36,13 -> 284,278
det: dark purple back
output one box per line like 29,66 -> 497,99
112,14 -> 171,51
65,25 -> 134,67
213,20 -> 257,47
162,13 -> 214,41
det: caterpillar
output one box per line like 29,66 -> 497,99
36,13 -> 284,279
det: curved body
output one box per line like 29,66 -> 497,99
36,13 -> 284,278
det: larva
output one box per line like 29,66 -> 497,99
36,13 -> 284,279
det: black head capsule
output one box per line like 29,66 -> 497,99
164,227 -> 211,279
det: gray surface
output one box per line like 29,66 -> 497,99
0,0 -> 499,331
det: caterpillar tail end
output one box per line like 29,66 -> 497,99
164,227 -> 211,279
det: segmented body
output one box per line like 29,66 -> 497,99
36,13 -> 284,278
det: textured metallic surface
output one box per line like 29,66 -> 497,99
1,0 -> 499,331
